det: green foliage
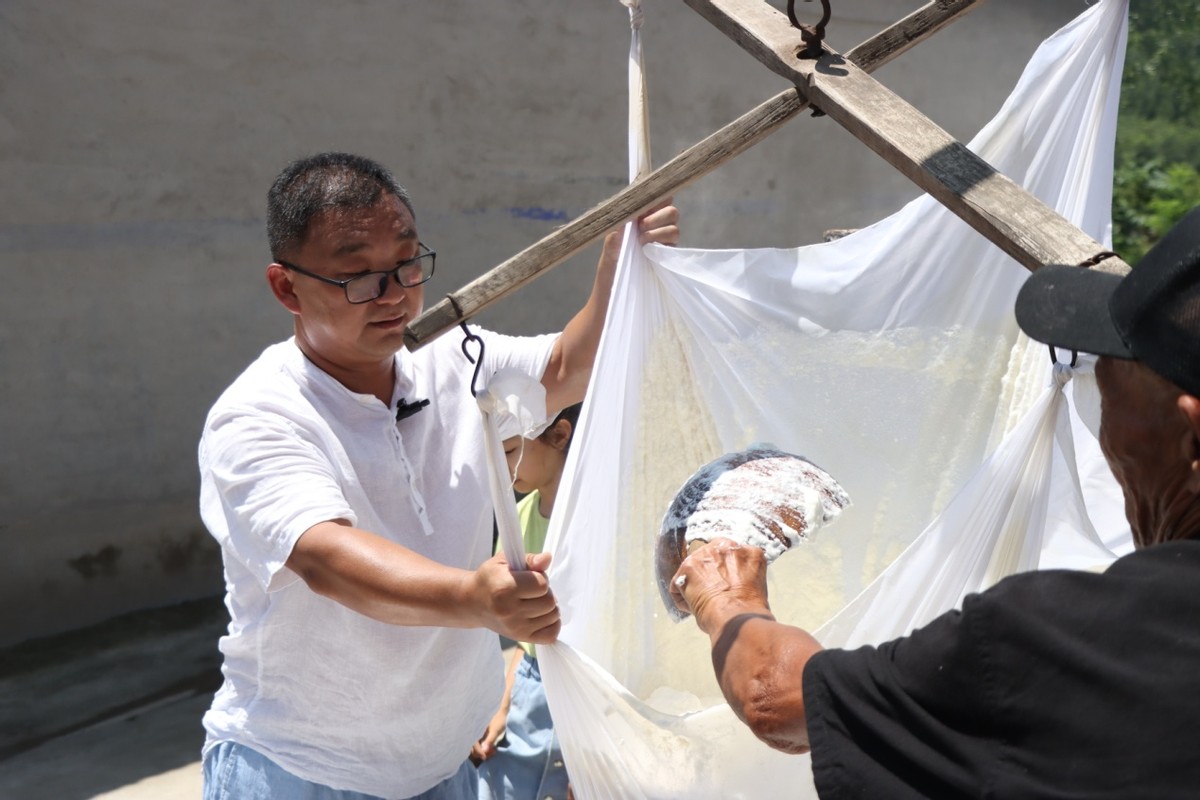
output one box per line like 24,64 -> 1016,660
1113,161 -> 1200,263
1108,0 -> 1200,260
1115,117 -> 1200,167
1111,0 -> 1200,261
1121,0 -> 1200,125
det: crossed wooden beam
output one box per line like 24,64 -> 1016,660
404,0 -> 1128,351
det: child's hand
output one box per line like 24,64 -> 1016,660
599,199 -> 681,272
636,199 -> 680,247
470,706 -> 509,764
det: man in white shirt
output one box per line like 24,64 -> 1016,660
199,152 -> 679,800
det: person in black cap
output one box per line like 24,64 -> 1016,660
671,206 -> 1200,798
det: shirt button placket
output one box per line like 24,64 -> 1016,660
394,420 -> 433,534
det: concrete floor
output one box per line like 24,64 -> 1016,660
1,691 -> 206,800
0,597 -> 519,799
0,598 -> 222,800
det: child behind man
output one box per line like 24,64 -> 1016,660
473,403 -> 582,800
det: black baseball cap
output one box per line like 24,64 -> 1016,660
1015,205 -> 1200,397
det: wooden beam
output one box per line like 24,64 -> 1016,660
681,0 -> 1130,276
405,0 -> 988,350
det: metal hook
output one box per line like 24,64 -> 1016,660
787,0 -> 832,60
1042,252 -> 1119,369
459,321 -> 486,398
1047,345 -> 1079,368
1078,250 -> 1119,269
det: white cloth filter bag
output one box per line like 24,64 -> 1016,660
536,2 -> 1131,797
477,367 -> 550,566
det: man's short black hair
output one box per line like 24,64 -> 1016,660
266,152 -> 414,261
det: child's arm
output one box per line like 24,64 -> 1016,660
471,646 -> 525,763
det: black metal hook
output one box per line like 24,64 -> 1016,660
1042,251 -> 1119,369
787,0 -> 832,60
1047,346 -> 1079,368
459,321 -> 486,398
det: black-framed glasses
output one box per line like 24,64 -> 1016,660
279,243 -> 436,304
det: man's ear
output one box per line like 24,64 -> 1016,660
266,263 -> 302,314
1178,394 -> 1200,493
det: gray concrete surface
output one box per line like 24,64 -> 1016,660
0,691 -> 208,800
0,598 -> 222,798
0,599 -> 518,799
0,599 -> 224,761
0,0 -> 1084,645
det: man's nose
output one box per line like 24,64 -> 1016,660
373,272 -> 407,303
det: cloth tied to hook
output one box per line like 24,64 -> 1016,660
477,368 -> 551,441
477,367 -> 549,568
619,0 -> 644,30
1051,359 -> 1075,389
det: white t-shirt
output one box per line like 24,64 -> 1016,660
199,328 -> 556,798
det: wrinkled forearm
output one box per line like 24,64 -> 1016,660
707,608 -> 823,754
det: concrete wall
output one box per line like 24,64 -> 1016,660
0,0 -> 1085,645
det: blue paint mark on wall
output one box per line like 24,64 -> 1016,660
0,218 -> 262,254
509,207 -> 569,222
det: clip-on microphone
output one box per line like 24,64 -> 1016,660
396,397 -> 430,422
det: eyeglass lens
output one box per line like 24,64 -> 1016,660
344,253 -> 434,303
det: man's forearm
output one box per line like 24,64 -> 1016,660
286,520 -> 559,642
287,521 -> 476,625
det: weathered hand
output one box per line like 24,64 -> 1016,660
670,537 -> 771,635
472,552 -> 561,644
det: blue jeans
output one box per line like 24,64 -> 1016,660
203,741 -> 479,800
476,654 -> 569,800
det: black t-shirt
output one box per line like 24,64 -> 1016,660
804,541 -> 1200,799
